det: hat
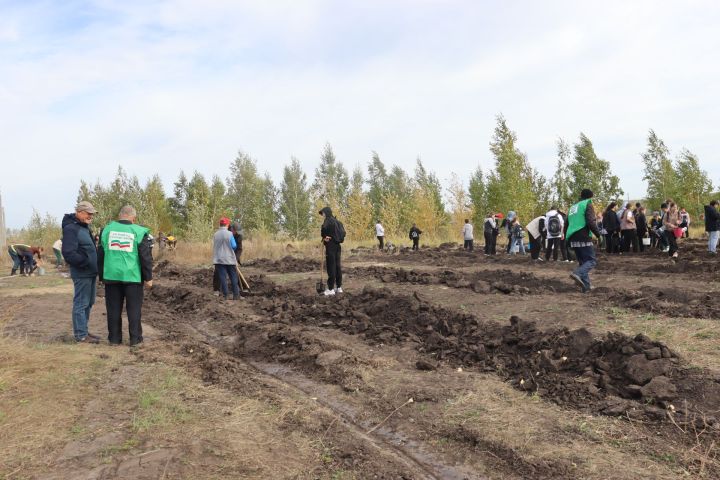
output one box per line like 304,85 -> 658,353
219,217 -> 230,226
75,201 -> 97,214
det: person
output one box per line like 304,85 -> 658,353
679,208 -> 691,238
544,206 -> 565,261
503,211 -> 516,253
7,244 -> 29,276
636,207 -> 648,252
704,200 -> 720,254
560,209 -> 573,262
619,202 -> 637,253
525,216 -> 545,260
61,201 -> 100,344
657,203 -> 670,252
166,235 -> 177,249
98,205 -> 153,346
230,220 -> 243,264
53,239 -> 64,268
409,223 -> 422,251
462,219 -> 474,251
320,207 -> 343,295
375,220 -> 385,251
602,202 -> 620,254
650,211 -> 662,249
509,217 -> 525,255
483,213 -> 498,255
663,202 -> 681,259
13,245 -> 44,275
567,189 -> 602,293
213,217 -> 240,300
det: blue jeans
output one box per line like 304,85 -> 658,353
573,246 -> 597,288
72,277 -> 96,340
8,247 -> 21,274
709,230 -> 719,253
215,264 -> 239,298
511,236 -> 525,254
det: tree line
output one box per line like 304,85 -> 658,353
65,115 -> 714,243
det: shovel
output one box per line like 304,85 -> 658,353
316,243 -> 325,294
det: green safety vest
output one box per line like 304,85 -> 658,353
566,198 -> 593,240
100,221 -> 149,283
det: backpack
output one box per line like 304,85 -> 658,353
410,230 -> 418,239
547,214 -> 561,236
334,219 -> 346,243
512,223 -> 524,238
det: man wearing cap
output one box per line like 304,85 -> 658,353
566,189 -> 602,293
98,205 -> 153,347
62,201 -> 100,343
213,217 -> 240,300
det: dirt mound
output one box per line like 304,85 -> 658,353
601,285 -> 720,319
154,260 -> 213,286
347,265 -> 575,294
251,285 -> 719,425
244,256 -> 320,273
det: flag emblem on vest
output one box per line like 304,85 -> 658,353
108,231 -> 135,252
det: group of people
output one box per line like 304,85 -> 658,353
58,201 -> 153,345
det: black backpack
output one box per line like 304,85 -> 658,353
547,214 -> 562,236
334,219 -> 346,243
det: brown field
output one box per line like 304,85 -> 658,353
1,237 -> 719,479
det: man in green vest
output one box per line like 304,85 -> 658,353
566,189 -> 602,293
98,205 -> 153,346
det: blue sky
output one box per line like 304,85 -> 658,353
1,0 -> 719,228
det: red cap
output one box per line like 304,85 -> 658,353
219,217 -> 230,226
495,212 -> 505,219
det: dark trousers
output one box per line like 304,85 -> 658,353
105,283 -> 144,345
215,264 -> 240,298
412,238 -> 419,250
8,248 -> 21,274
484,232 -> 496,254
621,229 -> 638,252
528,234 -> 542,259
325,241 -> 342,289
605,232 -> 619,253
377,236 -> 384,250
658,230 -> 668,250
637,229 -> 647,252
506,235 -> 512,253
464,239 -> 474,251
667,234 -> 679,256
545,237 -> 563,260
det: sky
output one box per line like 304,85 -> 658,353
1,0 -> 719,228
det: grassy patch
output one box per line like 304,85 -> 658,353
131,372 -> 192,432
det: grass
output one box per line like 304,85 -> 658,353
131,372 -> 192,432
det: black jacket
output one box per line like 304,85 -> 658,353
409,227 -> 422,240
636,212 -> 648,234
602,209 -> 619,233
97,220 -> 153,284
705,205 -> 720,232
61,213 -> 98,279
320,207 -> 339,243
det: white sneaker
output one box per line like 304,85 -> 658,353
323,289 -> 336,296
335,287 -> 343,293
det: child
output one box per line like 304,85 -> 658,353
510,218 -> 525,255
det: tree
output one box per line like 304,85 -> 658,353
641,130 -> 677,209
447,173 -> 472,235
279,157 -> 312,240
312,143 -> 349,216
25,209 -> 61,249
169,171 -> 189,233
226,150 -> 276,233
345,167 -> 373,241
468,165 -> 487,227
485,115 -> 539,222
141,174 -> 171,234
675,149 -> 713,218
414,157 -> 445,214
367,151 -> 388,218
208,175 -> 228,222
552,138 -> 573,208
409,186 -> 445,240
568,133 -> 623,208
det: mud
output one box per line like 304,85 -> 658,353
347,265 -> 575,294
244,256 -> 321,273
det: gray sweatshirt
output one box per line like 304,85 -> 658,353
213,228 -> 236,265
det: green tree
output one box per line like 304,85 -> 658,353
447,173 -> 472,235
279,157 -> 312,239
414,158 -> 444,213
367,151 -> 388,218
485,115 -> 538,222
345,167 -> 373,241
568,133 -> 623,208
226,150 -> 277,233
552,138 -> 573,208
468,165 -> 486,226
675,149 -> 713,218
169,170 -> 189,232
641,130 -> 677,208
208,175 -> 228,222
312,143 -> 349,216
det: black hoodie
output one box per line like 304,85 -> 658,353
705,205 -> 720,232
61,213 -> 98,278
319,207 -> 338,242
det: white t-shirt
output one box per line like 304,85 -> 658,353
53,239 -> 62,250
375,223 -> 385,237
462,223 -> 474,240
